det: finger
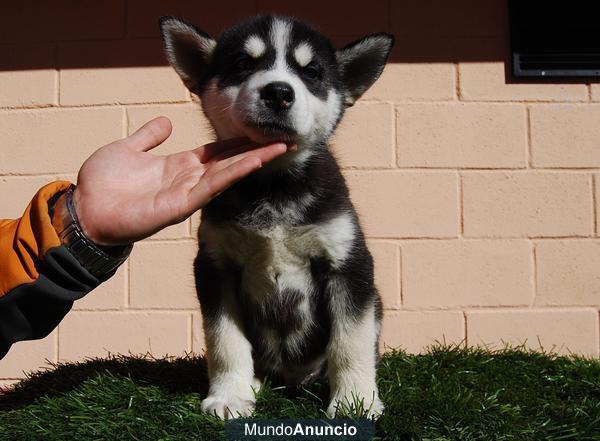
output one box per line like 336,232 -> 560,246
208,142 -> 287,173
193,137 -> 252,163
188,156 -> 263,209
126,116 -> 173,152
209,141 -> 287,163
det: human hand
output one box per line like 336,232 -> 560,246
73,116 -> 289,246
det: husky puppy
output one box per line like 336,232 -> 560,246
160,14 -> 393,419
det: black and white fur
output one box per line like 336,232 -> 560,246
160,15 -> 393,419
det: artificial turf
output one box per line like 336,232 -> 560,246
0,345 -> 598,440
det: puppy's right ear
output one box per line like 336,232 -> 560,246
159,16 -> 216,92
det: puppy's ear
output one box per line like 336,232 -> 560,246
159,16 -> 216,92
336,33 -> 394,106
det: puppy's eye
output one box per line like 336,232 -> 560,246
303,64 -> 322,80
233,55 -> 254,72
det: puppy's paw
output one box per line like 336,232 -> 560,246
327,389 -> 384,419
201,394 -> 256,419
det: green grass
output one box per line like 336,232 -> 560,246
0,345 -> 598,440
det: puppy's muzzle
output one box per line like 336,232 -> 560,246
260,81 -> 295,111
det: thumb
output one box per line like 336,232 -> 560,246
126,116 -> 173,152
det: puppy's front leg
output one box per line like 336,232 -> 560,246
326,277 -> 383,419
202,304 -> 259,419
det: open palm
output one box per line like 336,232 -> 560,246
73,117 -> 287,245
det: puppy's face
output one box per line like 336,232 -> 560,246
160,15 -> 393,151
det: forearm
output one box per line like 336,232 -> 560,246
0,182 -> 110,359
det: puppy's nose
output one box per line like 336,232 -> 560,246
260,82 -> 295,111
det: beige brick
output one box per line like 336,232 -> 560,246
0,176 -> 56,219
191,311 -> 205,354
531,105 -> 600,167
0,70 -> 56,108
536,241 -> 600,306
148,221 -> 191,240
59,40 -> 188,106
0,1 -> 125,43
368,241 -> 401,309
380,311 -> 464,354
0,331 -> 56,379
592,85 -> 600,102
0,380 -> 19,389
129,241 -> 199,309
127,104 -> 214,156
73,264 -> 127,310
362,63 -> 455,102
61,67 -> 187,106
460,62 -> 588,102
331,103 -> 394,168
397,103 -> 527,168
390,0 -> 506,37
467,309 -> 599,357
191,211 -> 202,238
0,107 -> 123,174
59,312 -> 190,361
463,172 -> 593,237
403,240 -> 533,307
257,0 -> 389,36
0,44 -> 55,70
345,171 -> 459,238
596,175 -> 600,235
127,0 -> 257,38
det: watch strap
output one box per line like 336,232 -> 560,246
50,186 -> 132,280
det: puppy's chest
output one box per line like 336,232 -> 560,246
203,222 -> 322,299
200,211 -> 355,301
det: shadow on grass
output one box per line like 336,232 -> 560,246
1,345 -> 599,440
0,353 -> 210,411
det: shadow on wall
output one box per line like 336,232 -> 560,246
0,0 -> 510,72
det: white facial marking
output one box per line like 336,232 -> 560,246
271,18 -> 292,67
294,42 -> 313,67
200,17 -> 343,170
244,35 -> 266,58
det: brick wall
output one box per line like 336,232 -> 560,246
1,1 -> 599,382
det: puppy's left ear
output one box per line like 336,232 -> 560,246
336,33 -> 394,106
159,16 -> 216,93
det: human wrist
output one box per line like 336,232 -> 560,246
50,186 -> 132,280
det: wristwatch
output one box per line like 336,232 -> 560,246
50,186 -> 132,280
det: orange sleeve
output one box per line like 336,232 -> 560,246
0,181 -> 72,297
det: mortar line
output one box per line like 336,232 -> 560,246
588,84 -> 593,102
592,174 -> 598,236
188,312 -> 193,352
4,99 -> 600,112
462,311 -> 468,347
398,244 -> 403,306
525,106 -> 533,168
392,105 -> 398,167
123,0 -> 129,39
530,240 -> 537,308
454,63 -> 461,101
123,106 -> 130,138
458,172 -> 464,237
53,44 -> 60,107
55,323 -> 60,362
10,167 -> 600,177
126,258 -> 131,308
